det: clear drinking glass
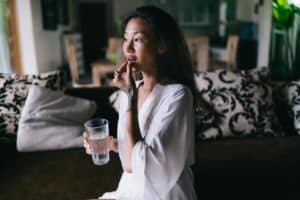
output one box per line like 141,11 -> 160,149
84,118 -> 110,165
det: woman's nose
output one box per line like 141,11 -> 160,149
124,39 -> 134,53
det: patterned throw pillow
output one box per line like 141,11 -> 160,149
271,81 -> 295,135
194,93 -> 215,138
0,71 -> 65,136
194,68 -> 282,140
287,81 -> 300,135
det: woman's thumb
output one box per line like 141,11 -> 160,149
126,62 -> 132,80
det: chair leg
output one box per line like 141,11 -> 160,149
92,66 -> 101,86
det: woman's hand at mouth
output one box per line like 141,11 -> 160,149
113,60 -> 137,98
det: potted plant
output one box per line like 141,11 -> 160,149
269,0 -> 300,81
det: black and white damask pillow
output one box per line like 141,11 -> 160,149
287,81 -> 300,135
194,93 -> 215,138
0,70 -> 66,137
271,82 -> 295,135
194,68 -> 281,140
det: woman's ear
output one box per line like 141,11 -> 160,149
158,40 -> 166,55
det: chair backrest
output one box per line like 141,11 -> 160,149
186,36 -> 209,72
64,34 -> 85,83
106,37 -> 125,66
225,35 -> 239,69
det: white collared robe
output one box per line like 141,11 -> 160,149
100,83 -> 197,200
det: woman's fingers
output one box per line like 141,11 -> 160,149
84,142 -> 92,155
84,134 -> 118,154
114,60 -> 127,79
117,60 -> 128,73
83,143 -> 92,154
113,61 -> 127,88
83,132 -> 89,143
83,131 -> 88,138
113,61 -> 136,94
107,136 -> 118,153
85,147 -> 92,155
83,132 -> 92,155
125,61 -> 132,78
125,61 -> 136,89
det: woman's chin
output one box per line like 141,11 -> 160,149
132,67 -> 138,72
131,64 -> 140,72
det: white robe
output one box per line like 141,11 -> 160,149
100,83 -> 197,200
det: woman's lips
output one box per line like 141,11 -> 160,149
126,56 -> 137,62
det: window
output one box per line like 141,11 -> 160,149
143,0 -> 217,27
178,0 -> 210,26
0,0 -> 22,74
0,0 -> 11,73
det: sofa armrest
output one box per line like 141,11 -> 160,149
65,86 -> 118,103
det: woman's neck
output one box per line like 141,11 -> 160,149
141,72 -> 158,92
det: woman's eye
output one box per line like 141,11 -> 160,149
123,38 -> 127,42
134,38 -> 141,42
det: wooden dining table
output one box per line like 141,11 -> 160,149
91,59 -> 118,86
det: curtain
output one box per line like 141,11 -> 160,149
0,0 -> 12,73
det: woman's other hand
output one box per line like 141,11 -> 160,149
107,136 -> 118,153
83,132 -> 118,154
83,132 -> 92,154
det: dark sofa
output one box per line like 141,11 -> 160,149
1,87 -> 300,200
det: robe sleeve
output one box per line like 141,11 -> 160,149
131,87 -> 195,198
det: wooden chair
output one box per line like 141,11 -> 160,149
186,36 -> 209,72
209,35 -> 240,71
106,37 -> 125,66
90,37 -> 124,86
64,34 -> 99,88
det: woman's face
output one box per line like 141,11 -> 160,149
123,18 -> 159,74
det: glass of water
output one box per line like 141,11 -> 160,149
84,118 -> 110,165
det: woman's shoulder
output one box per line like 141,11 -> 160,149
160,83 -> 192,100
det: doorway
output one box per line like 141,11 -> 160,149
78,1 -> 111,74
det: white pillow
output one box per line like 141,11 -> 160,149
17,85 -> 97,152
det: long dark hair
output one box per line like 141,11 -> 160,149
123,6 -> 196,97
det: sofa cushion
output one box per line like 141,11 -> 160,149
287,81 -> 300,135
0,71 -> 65,137
17,85 -> 97,152
271,81 -> 295,135
194,93 -> 215,137
194,68 -> 282,140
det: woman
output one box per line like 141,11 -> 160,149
84,5 -> 197,199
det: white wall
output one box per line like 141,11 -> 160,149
113,0 -> 142,19
237,0 -> 272,67
16,0 -> 38,74
236,0 -> 257,22
31,0 -> 72,73
257,0 -> 272,67
16,0 -> 73,74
